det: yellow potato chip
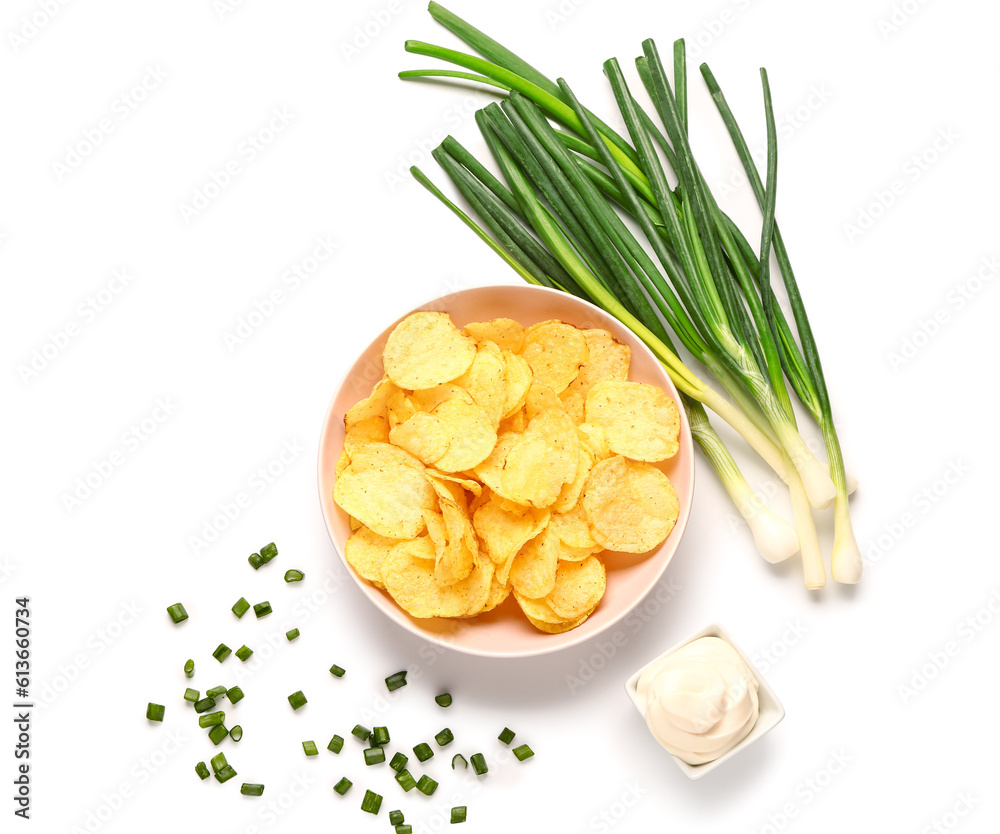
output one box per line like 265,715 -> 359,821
472,432 -> 521,502
559,389 -> 586,424
512,591 -> 568,625
425,474 -> 477,585
501,350 -> 532,418
386,387 -> 417,429
480,576 -> 512,613
389,412 -> 450,465
549,504 -> 600,551
545,555 -> 606,620
430,395 -> 498,473
344,526 -> 397,588
525,611 -> 590,633
383,311 -> 477,390
500,408 -> 580,509
426,469 -> 482,497
423,508 -> 448,562
333,442 -> 436,539
520,320 -> 589,394
345,377 -> 396,427
464,317 -> 525,353
585,380 -> 680,462
335,449 -> 350,478
565,329 -> 631,398
582,455 -> 679,553
509,525 -> 560,599
577,422 -> 611,460
524,381 -> 563,420
553,445 -> 594,514
454,340 -> 507,427
497,407 -> 527,435
472,496 -> 549,581
382,540 -> 493,619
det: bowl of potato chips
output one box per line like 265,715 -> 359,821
318,284 -> 694,657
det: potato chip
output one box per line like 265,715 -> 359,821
500,408 -> 580,509
382,541 -> 493,619
472,432 -> 520,502
525,611 -> 591,633
383,311 -> 477,390
480,576 -> 512,614
345,377 -> 396,427
565,329 -> 631,398
454,340 -> 507,427
512,591 -> 570,626
585,380 -> 680,462
464,317 -> 525,353
334,442 -> 436,539
425,474 -> 477,585
549,504 -> 600,551
430,395 -> 498,473
545,556 -> 606,620
498,407 -> 527,435
389,413 -> 449,465
520,321 -> 589,394
423,508 -> 448,563
553,445 -> 594,513
582,455 -> 679,553
344,526 -> 397,588
577,422 -> 611,460
386,387 -> 417,429
335,448 -> 350,478
501,351 -> 532,418
472,496 -> 549,583
524,381 -> 562,420
508,525 -> 560,599
426,469 -> 482,497
559,389 -> 586,424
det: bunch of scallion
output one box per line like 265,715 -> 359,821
400,3 -> 860,588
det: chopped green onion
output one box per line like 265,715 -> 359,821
395,769 -> 416,792
195,761 -> 210,780
396,826 -> 413,834
352,724 -> 371,742
333,777 -> 352,796
513,744 -> 534,761
498,727 -> 515,745
230,725 -> 243,742
302,740 -> 318,756
146,703 -> 165,722
213,643 -> 232,663
240,783 -> 265,796
260,542 -> 278,562
253,601 -> 272,618
416,775 -> 438,796
194,697 -> 216,714
329,664 -> 346,678
215,765 -> 238,783
361,789 -> 383,814
451,806 -> 467,824
227,686 -> 244,704
389,752 -> 408,772
364,747 -> 386,766
166,603 -> 188,624
435,728 -> 454,747
390,810 -> 405,826
413,742 -> 433,762
199,711 -> 225,728
435,693 -> 452,707
206,685 -> 227,699
284,569 -> 304,582
452,754 -> 467,770
248,553 -> 263,570
184,659 -> 194,678
372,726 -> 390,746
232,597 -> 250,618
183,688 -> 199,703
210,752 -> 228,773
285,628 -> 299,641
470,753 -> 488,775
235,645 -> 253,662
288,690 -> 307,710
208,724 -> 229,745
327,734 -> 344,754
385,670 -> 407,691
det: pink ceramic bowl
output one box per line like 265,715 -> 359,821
317,284 -> 694,658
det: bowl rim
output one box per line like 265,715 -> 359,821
316,283 -> 695,658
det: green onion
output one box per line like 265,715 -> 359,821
208,724 -> 229,745
248,553 -> 263,570
230,725 -> 243,742
288,690 -> 307,710
206,685 -> 227,699
372,726 -> 390,746
413,742 -> 433,762
235,645 -> 253,662
435,728 -> 454,747
498,728 -> 515,745
364,747 -> 386,766
227,686 -> 244,704
284,569 -> 304,582
215,765 -> 238,783
194,697 -> 215,714
396,827 -> 413,834
183,688 -> 199,703
513,744 -> 534,761
146,703 -> 165,722
302,740 -> 318,756
361,789 -> 383,814
385,670 -> 407,691
328,734 -> 344,754
260,542 -> 278,562
195,761 -> 210,780
285,629 -> 300,641
352,724 -> 371,742
452,754 -> 467,770
166,603 -> 188,624
232,597 -> 250,618
240,783 -> 264,796
470,753 -> 488,775
253,601 -> 272,618
333,777 -> 352,796
210,753 -> 228,774
416,775 -> 438,796
395,769 -> 416,792
329,664 -> 346,678
435,693 -> 452,707
389,752 -> 408,772
390,810 -> 405,826
198,711 -> 226,728
451,806 -> 467,824
213,644 -> 232,663
184,659 -> 194,678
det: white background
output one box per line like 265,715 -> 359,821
3,1 -> 999,832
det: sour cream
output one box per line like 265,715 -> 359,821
634,635 -> 759,766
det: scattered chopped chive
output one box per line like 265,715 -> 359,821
435,728 -> 454,747
471,753 -> 488,775
413,743 -> 433,762
184,659 -> 194,678
361,789 -> 383,815
248,553 -> 263,570
236,645 -> 253,662
260,542 -> 278,562
302,740 -> 318,756
166,603 -> 188,624
372,726 -> 390,746
285,628 -> 300,641
240,783 -> 265,796
208,724 -> 229,745
351,724 -> 371,742
498,728 -> 515,745
327,734 -> 344,754
195,761 -> 210,780
230,725 -> 243,742
389,810 -> 405,826
512,744 -> 534,761
452,754 -> 467,770
215,765 -> 238,783
198,711 -> 226,728
206,685 -> 227,700
364,747 -> 386,766
210,753 -> 228,774
183,688 -> 199,703
385,671 -> 407,691
253,601 -> 272,618
389,752 -> 408,772
284,569 -> 304,582
227,686 -> 244,704
288,690 -> 307,710
435,693 -> 452,707
416,775 -> 438,796
396,826 -> 413,834
146,703 -> 165,722
213,643 -> 232,663
333,777 -> 352,796
451,806 -> 467,824
232,597 -> 250,618
194,697 -> 216,714
329,664 -> 346,678
395,769 -> 416,792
